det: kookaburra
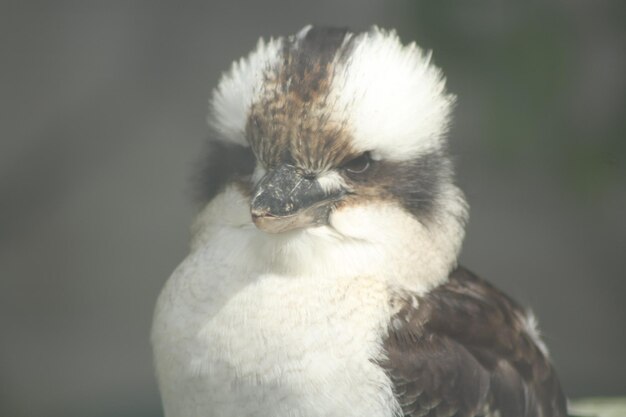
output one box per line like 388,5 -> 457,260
152,26 -> 567,417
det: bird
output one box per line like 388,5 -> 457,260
151,25 -> 568,417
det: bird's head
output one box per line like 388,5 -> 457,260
201,26 -> 468,287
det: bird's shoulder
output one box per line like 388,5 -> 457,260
381,266 -> 567,417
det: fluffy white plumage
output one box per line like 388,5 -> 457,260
152,26 -> 467,417
330,30 -> 454,161
210,37 -> 283,147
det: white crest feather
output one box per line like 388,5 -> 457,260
330,27 -> 455,161
209,37 -> 283,146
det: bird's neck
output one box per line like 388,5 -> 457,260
190,185 -> 467,295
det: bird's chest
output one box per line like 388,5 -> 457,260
155,268 -> 397,417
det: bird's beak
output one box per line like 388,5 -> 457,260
250,164 -> 342,233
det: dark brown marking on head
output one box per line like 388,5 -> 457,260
335,150 -> 454,222
380,266 -> 568,417
282,26 -> 351,102
246,26 -> 357,173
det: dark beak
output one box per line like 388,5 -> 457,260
250,164 -> 343,233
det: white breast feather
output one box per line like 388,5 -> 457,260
152,183 -> 465,417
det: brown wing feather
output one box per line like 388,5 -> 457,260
381,266 -> 567,417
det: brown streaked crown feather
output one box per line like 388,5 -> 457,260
246,26 -> 357,171
382,266 -> 567,417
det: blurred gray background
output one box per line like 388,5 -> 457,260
1,1 -> 625,416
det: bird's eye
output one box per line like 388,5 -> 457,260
342,152 -> 371,174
